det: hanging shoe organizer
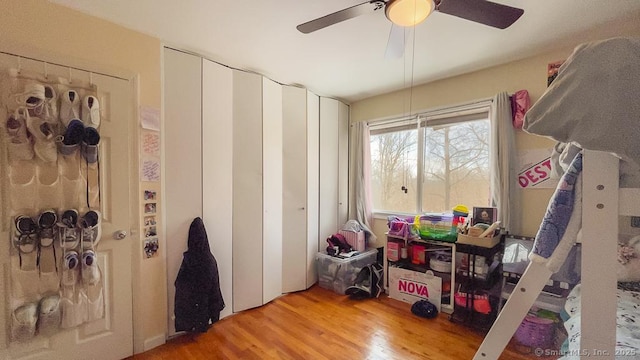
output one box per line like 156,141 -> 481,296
1,64 -> 105,343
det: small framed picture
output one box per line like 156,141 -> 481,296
144,190 -> 157,201
145,226 -> 157,238
472,207 -> 498,226
144,203 -> 156,214
144,238 -> 159,259
144,216 -> 156,226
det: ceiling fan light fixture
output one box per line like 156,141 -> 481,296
385,0 -> 434,27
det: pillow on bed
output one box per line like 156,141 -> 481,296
617,235 -> 640,282
524,37 -> 640,169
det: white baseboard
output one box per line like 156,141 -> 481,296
143,333 -> 166,352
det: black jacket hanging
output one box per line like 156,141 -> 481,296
174,217 -> 225,332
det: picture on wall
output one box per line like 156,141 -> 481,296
144,190 -> 157,201
144,203 -> 156,214
145,226 -> 157,238
144,216 -> 156,226
472,207 -> 498,226
144,238 -> 159,259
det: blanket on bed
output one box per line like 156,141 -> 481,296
523,37 -> 640,170
529,153 -> 583,272
559,284 -> 640,359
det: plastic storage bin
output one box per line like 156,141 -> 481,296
316,249 -> 378,295
419,213 -> 456,242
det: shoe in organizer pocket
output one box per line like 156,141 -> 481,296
59,89 -> 80,127
37,294 -> 61,336
26,115 -> 58,162
57,209 -> 79,250
56,119 -> 84,156
43,84 -> 58,121
11,302 -> 38,342
6,108 -> 34,161
81,210 -> 102,246
82,126 -> 100,163
82,95 -> 100,128
13,216 -> 38,269
38,210 -> 60,293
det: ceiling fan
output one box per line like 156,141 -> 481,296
296,0 -> 524,34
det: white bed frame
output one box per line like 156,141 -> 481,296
475,150 -> 640,359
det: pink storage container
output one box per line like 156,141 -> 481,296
339,230 -> 365,252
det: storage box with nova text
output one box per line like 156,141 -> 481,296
389,267 -> 442,311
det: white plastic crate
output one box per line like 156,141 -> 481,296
315,249 -> 378,295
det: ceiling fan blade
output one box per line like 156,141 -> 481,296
384,24 -> 406,59
297,1 -> 386,34
436,0 -> 524,29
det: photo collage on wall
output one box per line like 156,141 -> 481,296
143,190 -> 158,258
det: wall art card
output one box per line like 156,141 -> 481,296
140,105 -> 160,131
141,158 -> 160,182
142,132 -> 160,157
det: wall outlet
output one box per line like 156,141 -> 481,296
632,217 -> 640,228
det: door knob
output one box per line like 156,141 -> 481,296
113,230 -> 127,240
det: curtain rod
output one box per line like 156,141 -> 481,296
365,97 -> 494,127
0,50 -> 129,82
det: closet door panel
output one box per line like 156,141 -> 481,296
232,71 -> 263,312
338,101 -> 350,227
164,49 -> 203,335
202,59 -> 233,319
319,97 -> 339,246
282,86 -> 308,293
262,78 -> 283,304
306,91 -> 320,287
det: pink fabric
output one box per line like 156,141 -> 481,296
512,90 -> 530,129
338,230 -> 365,252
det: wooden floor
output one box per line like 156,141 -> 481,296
128,285 -> 555,360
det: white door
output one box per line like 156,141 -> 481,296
0,58 -> 133,359
163,48 -> 203,336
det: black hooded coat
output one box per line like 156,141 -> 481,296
174,217 -> 225,332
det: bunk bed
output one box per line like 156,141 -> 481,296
475,37 -> 640,359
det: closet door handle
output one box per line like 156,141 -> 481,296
299,207 -> 305,210
113,230 -> 128,240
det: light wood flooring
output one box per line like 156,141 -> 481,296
128,285 -> 555,360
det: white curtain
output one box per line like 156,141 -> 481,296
349,121 -> 377,244
490,92 -> 521,234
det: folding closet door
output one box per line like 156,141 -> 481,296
262,78 -> 283,304
306,91 -> 320,287
201,59 -> 233,319
232,70 -> 264,312
337,101 -> 349,227
319,98 -> 340,243
319,98 -> 350,248
282,87 -> 320,292
164,49 -> 203,335
282,86 -> 307,293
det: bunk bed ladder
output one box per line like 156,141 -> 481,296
474,150 -> 619,359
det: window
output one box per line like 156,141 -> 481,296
369,102 -> 491,214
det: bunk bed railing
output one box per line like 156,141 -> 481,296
580,150 -> 618,359
474,150 -> 626,359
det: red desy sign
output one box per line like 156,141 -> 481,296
518,158 -> 552,188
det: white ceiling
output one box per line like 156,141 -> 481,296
51,0 -> 640,103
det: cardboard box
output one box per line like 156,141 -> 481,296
457,233 -> 501,248
388,267 -> 442,311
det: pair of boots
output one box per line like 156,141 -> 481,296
345,263 -> 383,299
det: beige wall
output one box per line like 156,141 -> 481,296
351,16 -> 640,240
0,0 -> 164,353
